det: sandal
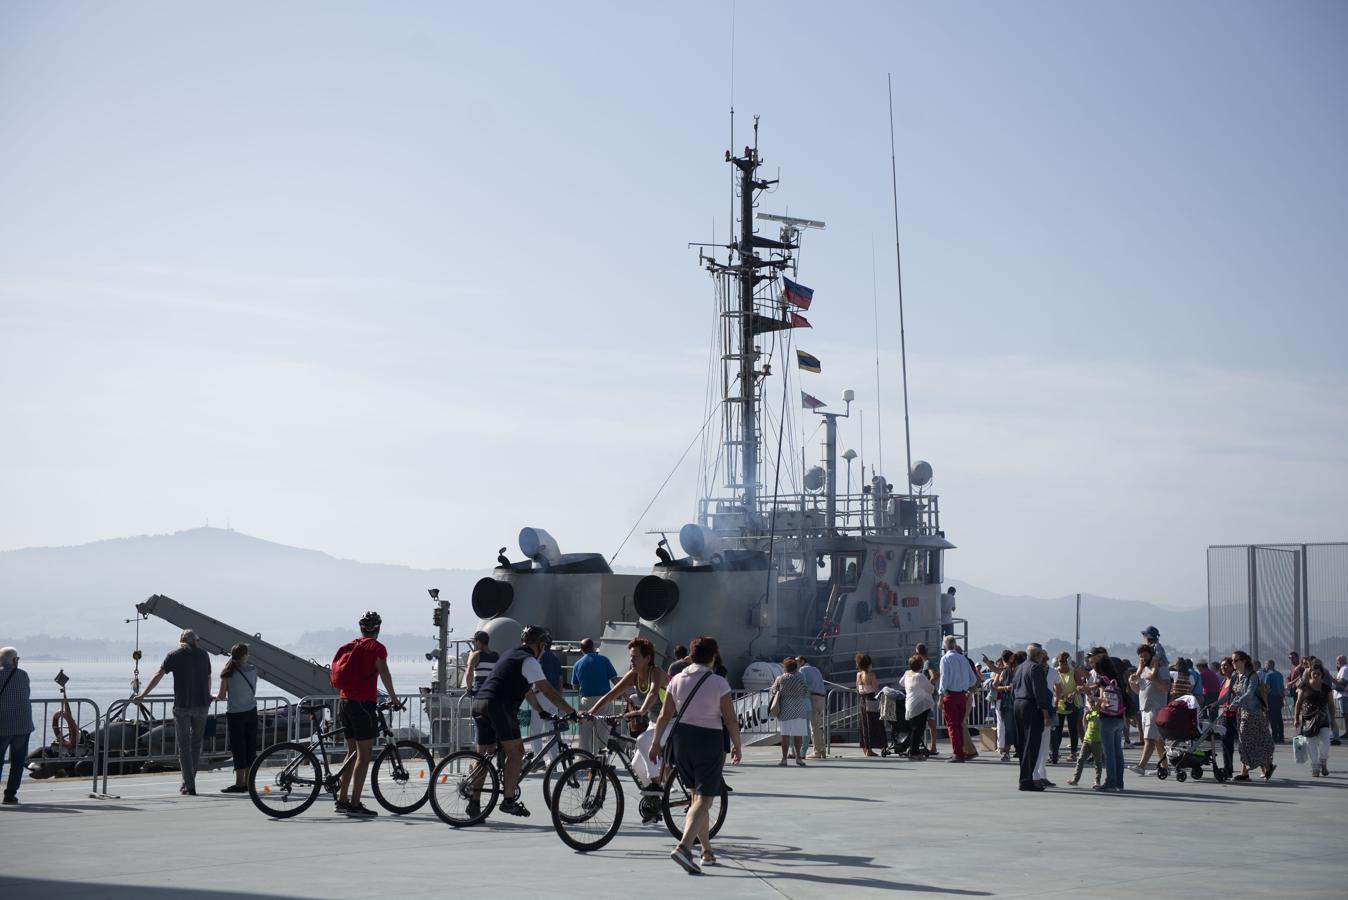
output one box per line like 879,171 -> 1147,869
1262,764 -> 1276,781
700,851 -> 718,866
1232,773 -> 1251,782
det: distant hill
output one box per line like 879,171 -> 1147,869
1,527 -> 1211,656
0,527 -> 485,645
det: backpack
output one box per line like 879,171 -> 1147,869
1097,676 -> 1126,718
331,638 -> 375,693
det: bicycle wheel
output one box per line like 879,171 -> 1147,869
541,747 -> 595,811
248,742 -> 322,818
371,740 -> 434,814
428,750 -> 499,827
549,760 -> 624,852
662,771 -> 727,842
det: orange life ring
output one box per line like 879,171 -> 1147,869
52,708 -> 78,750
874,582 -> 897,615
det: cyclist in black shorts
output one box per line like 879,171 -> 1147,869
333,612 -> 403,817
472,625 -> 577,817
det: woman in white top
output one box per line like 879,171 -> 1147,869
901,654 -> 936,760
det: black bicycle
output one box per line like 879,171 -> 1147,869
548,715 -> 728,852
427,710 -> 591,827
248,701 -> 433,818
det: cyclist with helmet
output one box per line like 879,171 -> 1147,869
335,612 -> 403,818
471,625 -> 577,817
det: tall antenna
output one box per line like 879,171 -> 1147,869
887,73 -> 914,494
870,236 -> 884,475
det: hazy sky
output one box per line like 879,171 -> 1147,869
2,2 -> 1345,610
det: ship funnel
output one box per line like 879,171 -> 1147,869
679,523 -> 722,563
519,527 -> 562,567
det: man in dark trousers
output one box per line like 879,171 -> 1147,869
1012,643 -> 1053,791
137,629 -> 212,796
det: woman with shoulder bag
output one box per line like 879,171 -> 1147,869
1295,662 -> 1332,777
1229,650 -> 1276,781
216,643 -> 258,794
650,636 -> 741,875
770,657 -> 809,767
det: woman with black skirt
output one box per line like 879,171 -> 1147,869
650,636 -> 742,876
216,643 -> 258,794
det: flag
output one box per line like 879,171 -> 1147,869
790,312 -> 812,329
783,277 -> 814,310
801,391 -> 826,410
797,350 -> 821,373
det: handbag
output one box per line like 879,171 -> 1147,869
1292,735 -> 1308,764
1298,712 -> 1325,738
769,684 -> 782,718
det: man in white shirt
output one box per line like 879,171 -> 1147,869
938,636 -> 977,761
1333,655 -> 1348,745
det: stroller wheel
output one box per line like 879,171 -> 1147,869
1176,769 -> 1187,782
1155,767 -> 1168,780
1192,767 -> 1203,779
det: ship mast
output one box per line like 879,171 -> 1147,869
729,139 -> 763,522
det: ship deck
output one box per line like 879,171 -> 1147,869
0,742 -> 1339,899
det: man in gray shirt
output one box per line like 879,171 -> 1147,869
1129,643 -> 1171,776
138,629 -> 212,795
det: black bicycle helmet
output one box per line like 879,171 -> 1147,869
359,611 -> 382,634
521,624 -> 550,645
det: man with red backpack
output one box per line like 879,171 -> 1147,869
330,611 -> 403,818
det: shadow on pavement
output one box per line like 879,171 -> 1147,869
0,881 -> 299,900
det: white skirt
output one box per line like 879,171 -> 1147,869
779,718 -> 808,737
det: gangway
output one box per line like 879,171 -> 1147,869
136,593 -> 333,698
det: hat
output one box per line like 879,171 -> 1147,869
1141,626 -> 1160,640
473,630 -> 490,645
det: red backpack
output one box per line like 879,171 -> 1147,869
1097,676 -> 1125,718
330,638 -> 375,693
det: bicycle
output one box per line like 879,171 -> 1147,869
248,701 -> 433,818
427,709 -> 591,827
548,715 -> 729,852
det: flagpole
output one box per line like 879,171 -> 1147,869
888,73 -> 914,494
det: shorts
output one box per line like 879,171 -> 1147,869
472,698 -> 521,746
1140,710 -> 1161,741
339,700 -> 379,742
671,723 -> 725,797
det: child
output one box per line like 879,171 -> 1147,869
1068,706 -> 1104,787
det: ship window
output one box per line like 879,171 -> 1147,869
837,552 -> 863,588
899,549 -> 936,585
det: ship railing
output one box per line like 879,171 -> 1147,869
24,697 -> 104,795
697,490 -> 943,538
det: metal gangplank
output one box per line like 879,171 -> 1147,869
136,593 -> 333,698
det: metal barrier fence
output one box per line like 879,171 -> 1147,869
94,694 -> 292,794
823,683 -> 996,753
25,698 -> 103,795
1207,542 -> 1348,663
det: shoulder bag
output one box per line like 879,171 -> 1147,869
659,670 -> 715,757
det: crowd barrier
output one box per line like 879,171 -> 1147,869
24,697 -> 103,795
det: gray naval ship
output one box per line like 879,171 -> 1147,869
472,127 -> 957,688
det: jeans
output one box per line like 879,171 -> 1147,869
1098,715 -> 1125,790
174,705 -> 209,792
1051,706 -> 1081,759
1220,713 -> 1238,775
1268,699 -> 1285,742
2,733 -> 30,799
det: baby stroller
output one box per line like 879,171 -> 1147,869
878,689 -> 930,758
1154,697 -> 1228,784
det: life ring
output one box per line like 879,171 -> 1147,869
875,582 -> 897,615
52,708 -> 78,750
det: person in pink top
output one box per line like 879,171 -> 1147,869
1196,659 -> 1222,705
650,636 -> 742,876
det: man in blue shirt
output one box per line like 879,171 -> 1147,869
1260,659 -> 1286,743
573,638 -> 619,753
938,636 -> 978,762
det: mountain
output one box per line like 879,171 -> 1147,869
0,527 -> 484,645
950,579 -> 1209,655
0,527 -> 1211,655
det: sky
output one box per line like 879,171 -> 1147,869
2,2 -> 1345,611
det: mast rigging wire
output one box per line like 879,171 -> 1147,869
887,72 -> 915,493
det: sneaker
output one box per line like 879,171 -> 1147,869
499,798 -> 531,817
335,799 -> 350,813
796,759 -> 806,767
947,756 -> 965,763
1066,778 -> 1079,786
1331,739 -> 1342,746
2,795 -> 17,805
777,759 -> 788,767
1320,765 -> 1330,777
670,845 -> 701,875
465,799 -> 481,819
345,803 -> 378,818
1129,764 -> 1146,776
220,785 -> 247,794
